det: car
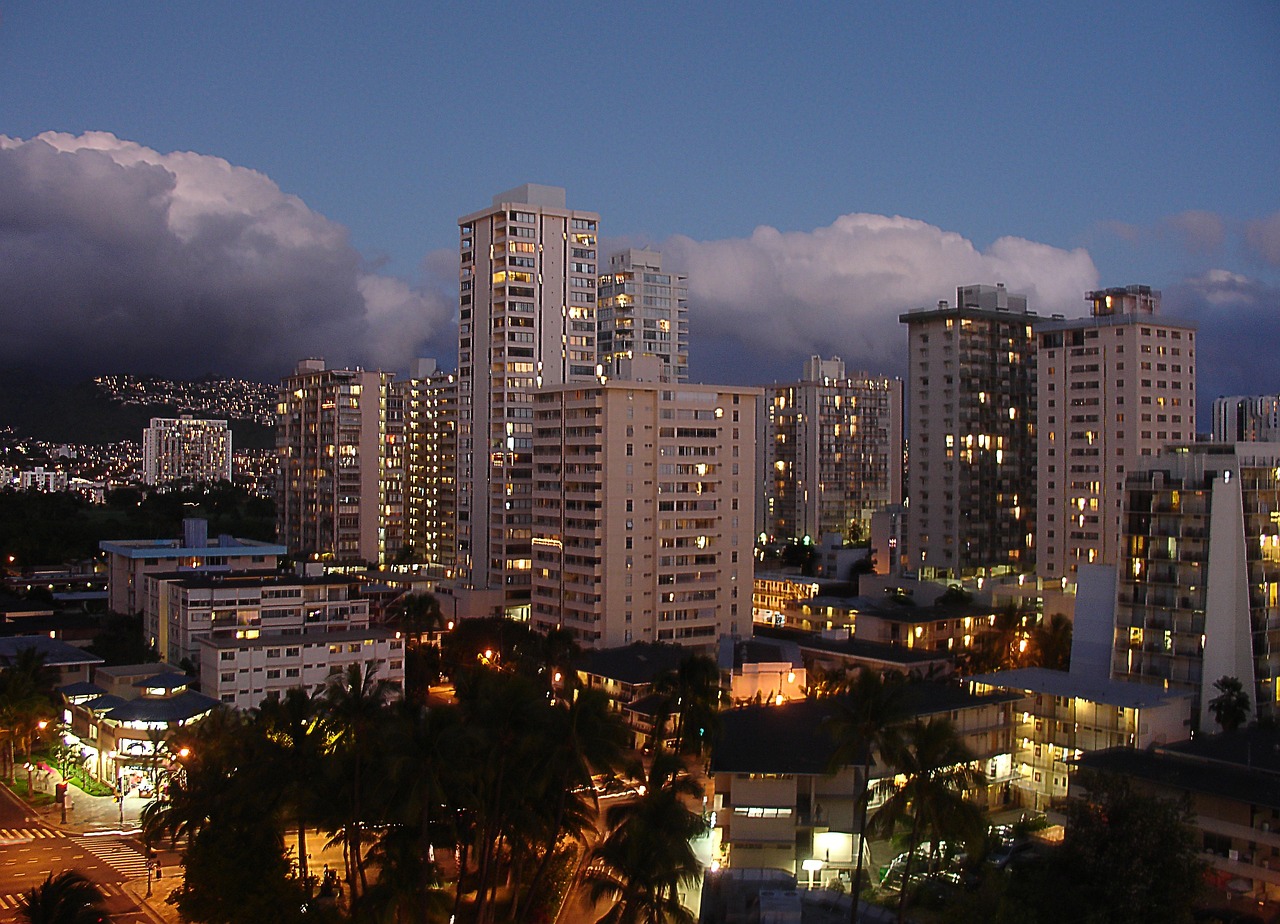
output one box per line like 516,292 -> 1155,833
987,839 -> 1037,870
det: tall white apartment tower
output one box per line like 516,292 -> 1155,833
458,185 -> 600,618
597,249 -> 689,383
142,416 -> 233,486
900,285 -> 1039,580
1035,286 -> 1196,580
760,356 -> 904,545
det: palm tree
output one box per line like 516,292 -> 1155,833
514,687 -> 631,923
323,663 -> 395,899
823,669 -> 910,923
653,653 -> 724,756
0,647 -> 56,782
1029,613 -> 1073,671
583,752 -> 708,924
256,687 -> 329,892
866,718 -> 986,924
17,870 -> 111,923
388,592 -> 446,644
1208,675 -> 1251,732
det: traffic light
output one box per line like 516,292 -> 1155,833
55,782 -> 67,804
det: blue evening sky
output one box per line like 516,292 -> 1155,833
4,1 -> 1275,279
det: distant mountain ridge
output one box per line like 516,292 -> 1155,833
0,375 -> 276,449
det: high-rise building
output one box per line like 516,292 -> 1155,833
276,359 -> 393,564
900,285 -> 1039,579
597,249 -> 689,383
397,359 -> 460,575
760,356 -> 903,545
529,370 -> 758,648
457,185 -> 600,618
142,416 -> 233,486
1035,286 -> 1196,579
1112,442 -> 1280,729
1214,395 -> 1280,442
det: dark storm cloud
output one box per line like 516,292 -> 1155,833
1163,270 -> 1280,412
0,132 -> 453,383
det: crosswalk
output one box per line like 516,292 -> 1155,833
71,835 -> 151,878
0,881 -> 126,910
0,827 -> 64,844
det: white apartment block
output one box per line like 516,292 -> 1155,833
199,627 -> 404,710
100,518 -> 285,615
19,467 -> 69,492
276,359 -> 394,564
1214,395 -> 1280,442
900,285 -> 1039,579
529,375 -> 759,649
142,416 -> 233,486
142,569 -> 402,708
760,356 -> 903,545
458,185 -> 601,618
597,249 -> 689,383
1036,286 -> 1196,581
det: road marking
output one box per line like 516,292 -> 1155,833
70,836 -> 151,878
0,827 -> 63,843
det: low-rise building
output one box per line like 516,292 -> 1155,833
198,626 -> 404,709
101,518 -> 286,615
1076,728 -> 1280,906
60,664 -> 218,789
968,666 -> 1191,810
709,684 -> 1018,883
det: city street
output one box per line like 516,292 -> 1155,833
0,779 -> 168,923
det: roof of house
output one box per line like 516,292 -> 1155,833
1076,731 -> 1280,810
710,683 -> 1019,776
0,635 -> 104,668
104,689 -> 221,723
967,667 -> 1193,709
99,536 -> 286,559
753,625 -> 951,666
58,681 -> 107,697
803,594 -> 991,624
132,672 -> 192,690
576,642 -> 690,685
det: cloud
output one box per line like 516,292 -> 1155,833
1244,212 -> 1280,267
661,214 -> 1099,383
1164,210 -> 1226,255
0,132 -> 453,383
1163,270 -> 1280,404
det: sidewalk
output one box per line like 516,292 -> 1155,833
22,768 -> 180,923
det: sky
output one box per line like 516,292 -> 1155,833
1,1 -> 1277,427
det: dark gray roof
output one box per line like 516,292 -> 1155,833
58,681 -> 107,697
968,667 -> 1192,709
753,625 -> 950,666
710,684 -> 1019,776
1076,734 -> 1280,811
577,643 -> 690,685
104,689 -> 220,723
624,692 -> 673,718
132,672 -> 192,690
0,635 -> 103,667
83,694 -> 130,712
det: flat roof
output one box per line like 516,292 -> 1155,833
0,636 -> 104,667
100,536 -> 287,559
753,625 -> 951,666
967,667 -> 1192,710
1077,734 -> 1280,811
149,570 -> 360,590
711,684 -> 1018,776
576,642 -> 690,685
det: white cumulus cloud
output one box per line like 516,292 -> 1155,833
660,214 -> 1099,382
